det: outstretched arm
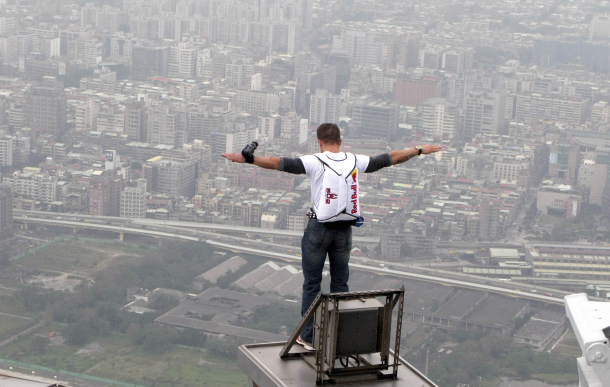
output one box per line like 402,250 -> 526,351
390,144 -> 443,165
221,153 -> 281,170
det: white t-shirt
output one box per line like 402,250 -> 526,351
300,152 -> 370,214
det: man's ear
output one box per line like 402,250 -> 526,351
339,139 -> 342,146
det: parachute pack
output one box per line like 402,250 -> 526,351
313,152 -> 362,223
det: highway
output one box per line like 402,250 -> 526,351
12,213 -> 567,305
12,209 -> 379,244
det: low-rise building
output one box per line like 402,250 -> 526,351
513,309 -> 566,351
537,184 -> 582,219
526,243 -> 610,280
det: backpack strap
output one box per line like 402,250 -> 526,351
345,153 -> 357,181
314,154 -> 341,176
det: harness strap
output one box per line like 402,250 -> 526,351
313,155 -> 341,176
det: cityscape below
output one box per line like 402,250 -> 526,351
1,0 -> 610,386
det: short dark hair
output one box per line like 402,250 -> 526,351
316,123 -> 341,145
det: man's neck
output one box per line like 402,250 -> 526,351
320,145 -> 341,153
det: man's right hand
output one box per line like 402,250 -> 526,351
222,153 -> 246,163
420,144 -> 443,155
389,144 -> 443,165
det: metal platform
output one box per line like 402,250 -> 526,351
238,341 -> 438,387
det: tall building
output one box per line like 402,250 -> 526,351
226,60 -> 255,88
0,17 -> 15,35
120,179 -> 147,218
298,0 -> 313,29
591,101 -> 610,124
395,76 -> 446,107
333,30 -> 380,65
420,98 -> 459,139
442,48 -> 474,73
492,159 -> 529,182
0,35 -> 18,64
309,89 -> 340,125
236,90 -> 280,114
590,15 -> 610,41
258,114 -> 281,141
73,38 -> 103,67
24,80 -> 67,135
394,34 -> 421,70
0,136 -> 13,166
131,45 -> 170,80
123,100 -> 146,141
251,73 -> 262,91
143,157 -> 197,197
105,36 -> 133,65
323,53 -> 351,93
0,184 -> 12,238
188,108 -> 230,142
211,126 -> 257,161
479,199 -> 500,241
75,98 -> 96,133
168,44 -> 198,77
515,93 -> 588,126
280,112 -> 308,147
463,90 -> 506,138
89,172 -> 123,216
146,104 -> 187,146
7,132 -> 30,164
299,65 -> 337,95
351,99 -> 400,139
420,45 -> 446,70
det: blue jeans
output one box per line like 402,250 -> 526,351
300,219 -> 352,343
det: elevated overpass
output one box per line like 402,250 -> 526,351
207,239 -> 564,305
12,214 -> 564,305
13,210 -> 380,244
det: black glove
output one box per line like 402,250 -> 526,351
241,141 -> 258,164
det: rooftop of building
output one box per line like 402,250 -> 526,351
433,289 -> 485,320
466,295 -> 528,328
154,287 -> 294,342
514,309 -> 565,341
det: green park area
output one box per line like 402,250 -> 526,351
0,326 -> 247,387
0,239 -> 253,386
0,314 -> 36,342
550,330 -> 583,358
15,238 -> 150,275
0,288 -> 40,318
426,330 -> 578,387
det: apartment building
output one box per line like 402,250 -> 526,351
420,98 -> 459,138
463,90 -> 506,137
120,179 -> 147,218
24,80 -> 67,135
351,99 -> 399,139
309,89 -> 340,125
89,172 -> 123,216
0,184 -> 12,238
515,93 -> 588,125
3,169 -> 58,203
143,156 -> 198,197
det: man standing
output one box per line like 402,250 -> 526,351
222,123 -> 442,349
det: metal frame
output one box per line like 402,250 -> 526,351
280,287 -> 405,386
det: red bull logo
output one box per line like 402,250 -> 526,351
350,169 -> 358,213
